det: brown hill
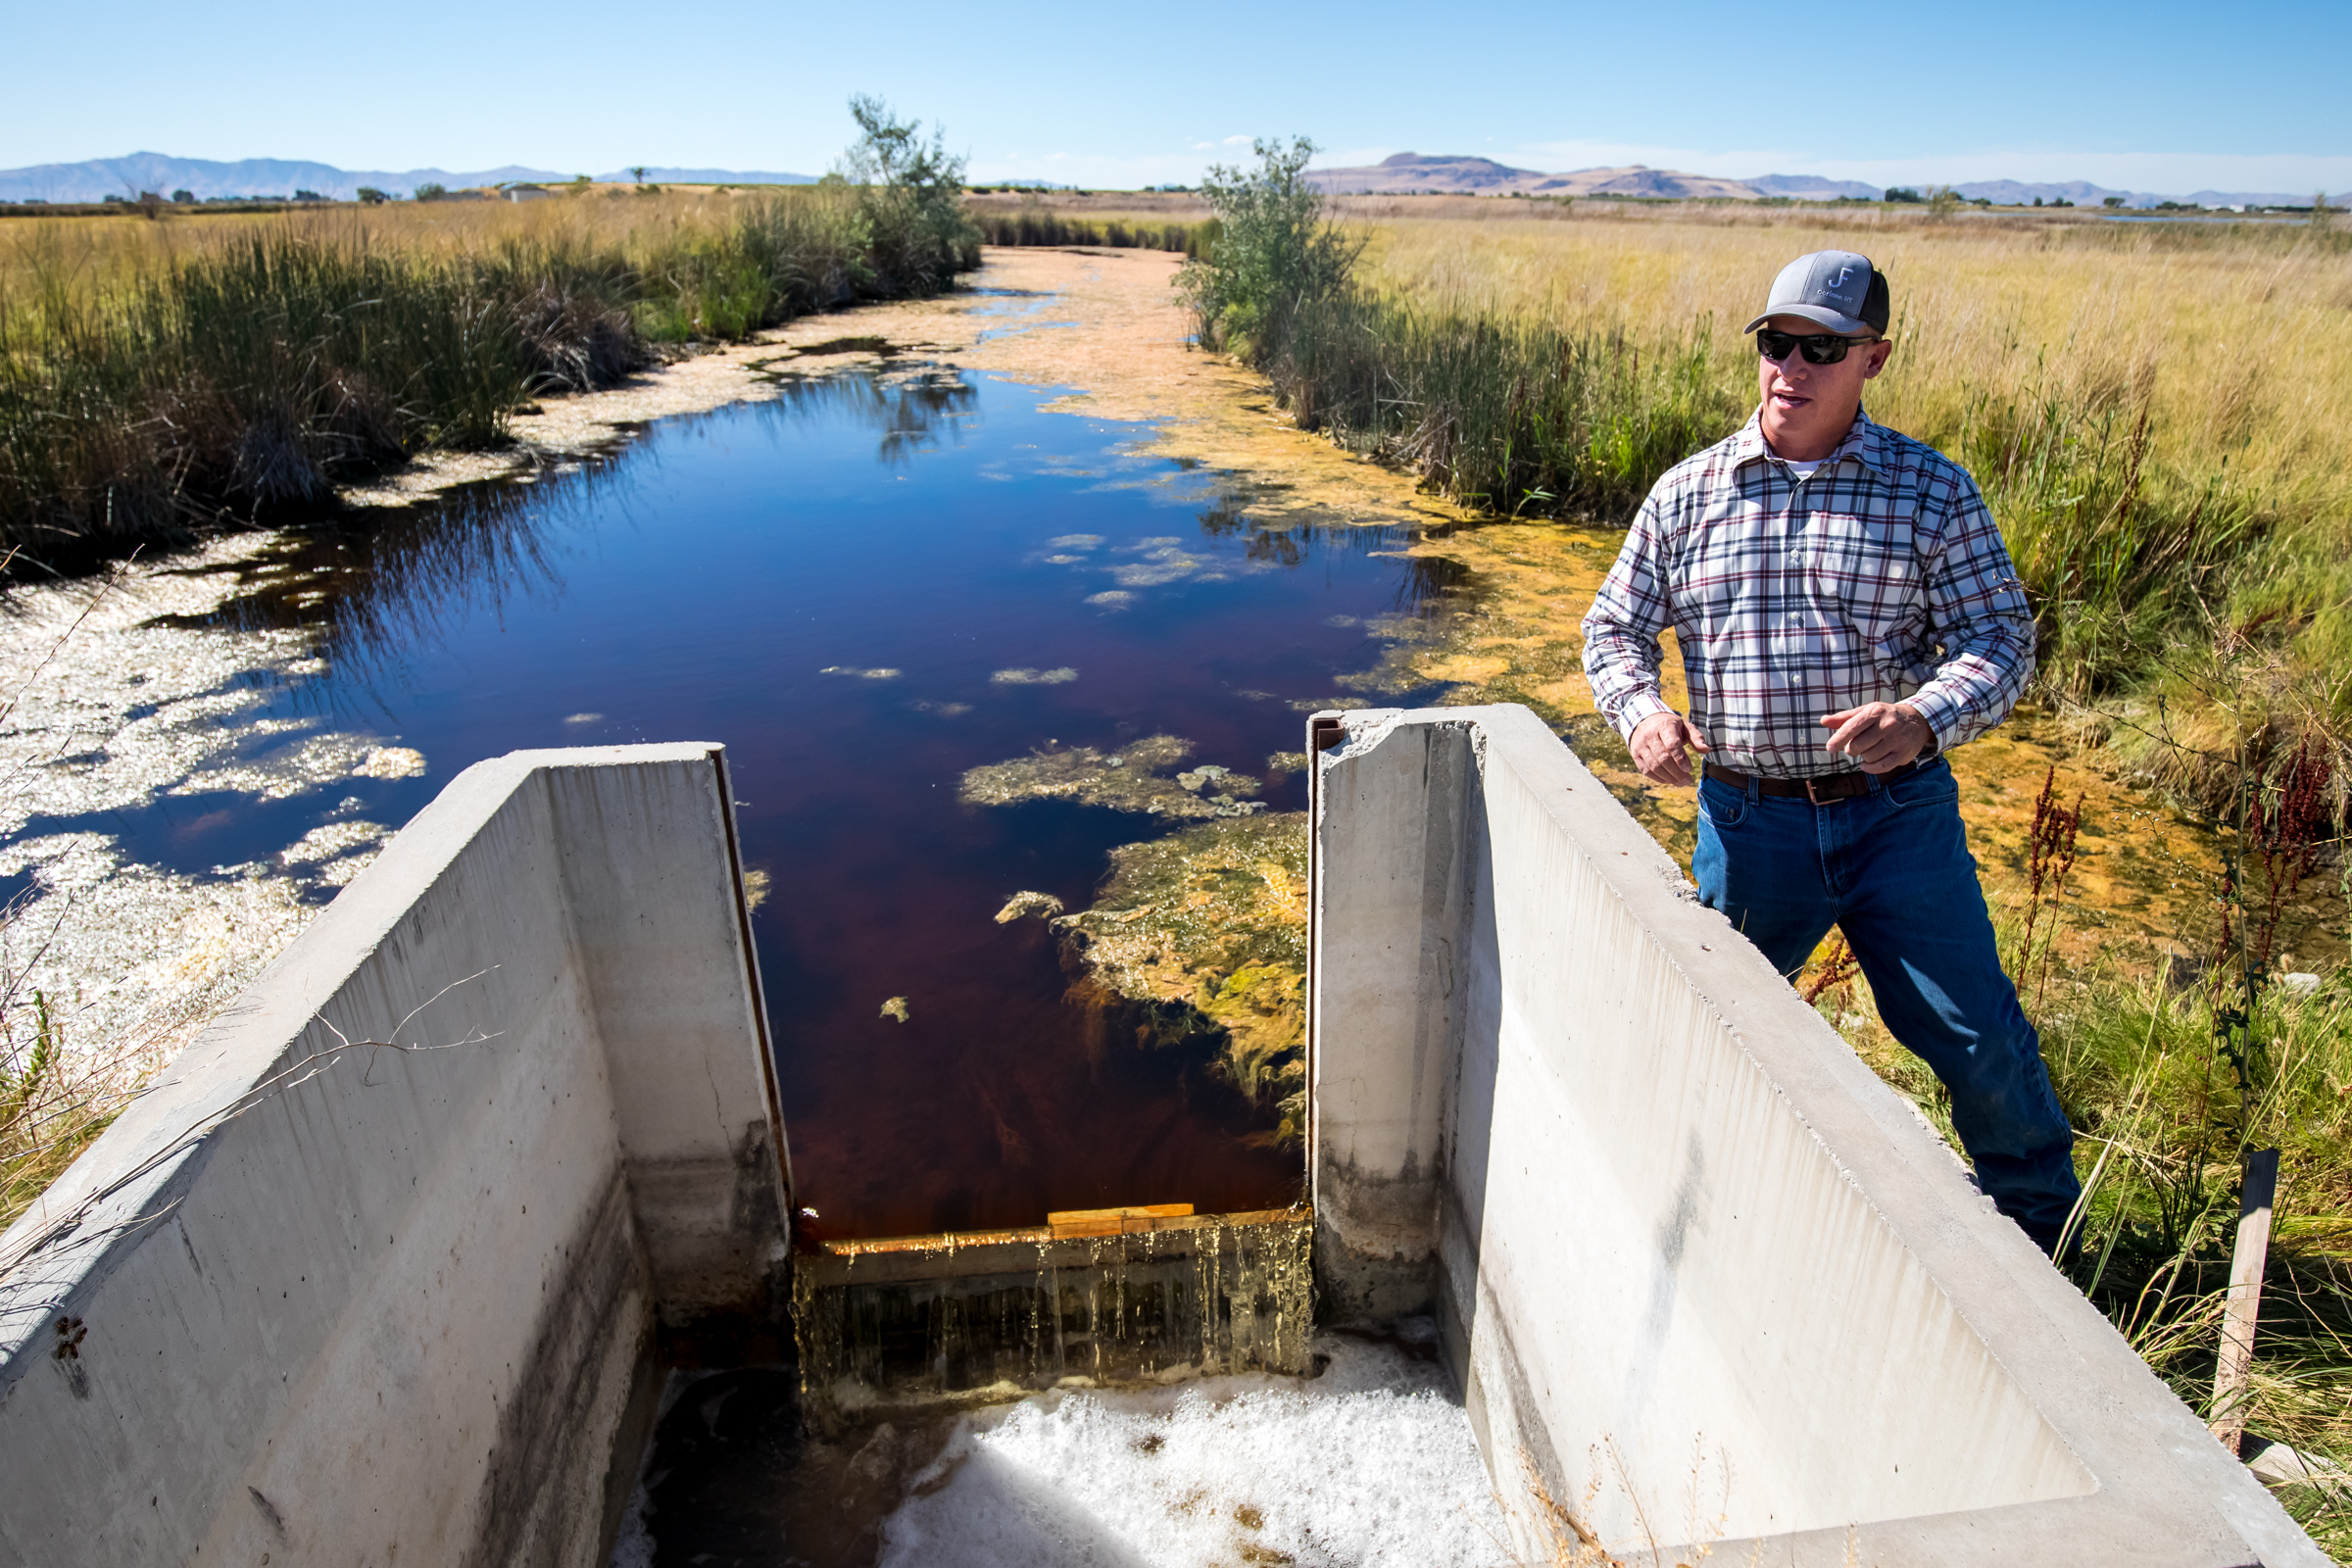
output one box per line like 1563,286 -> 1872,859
1305,152 -> 1759,201
1302,153 -> 1549,194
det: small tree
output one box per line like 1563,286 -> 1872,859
2102,195 -> 2127,209
2312,192 -> 2335,231
1926,184 -> 1962,220
1884,185 -> 1924,204
1177,137 -> 1360,358
355,186 -> 388,206
415,182 -> 447,203
171,188 -> 195,205
628,166 -> 648,185
839,93 -> 981,295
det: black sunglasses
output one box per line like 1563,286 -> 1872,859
1756,328 -> 1882,365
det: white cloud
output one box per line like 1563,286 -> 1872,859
1221,134 -> 1252,146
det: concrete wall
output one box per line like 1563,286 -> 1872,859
1309,706 -> 2325,1567
0,745 -> 786,1568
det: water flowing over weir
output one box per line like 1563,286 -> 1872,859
791,1208 -> 1314,1431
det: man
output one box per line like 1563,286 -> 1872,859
1580,250 -> 2081,1257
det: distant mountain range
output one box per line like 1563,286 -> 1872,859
1,150 -> 2319,211
0,153 -> 815,203
1303,154 -> 1764,201
1303,153 -> 2310,210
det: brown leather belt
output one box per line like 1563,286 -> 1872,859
1704,759 -> 1920,804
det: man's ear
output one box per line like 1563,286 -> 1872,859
1861,339 -> 1893,380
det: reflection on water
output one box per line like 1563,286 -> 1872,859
150,463 -> 588,694
150,369 -> 1457,1238
762,367 -> 983,466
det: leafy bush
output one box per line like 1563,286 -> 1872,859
839,94 -> 981,297
1178,138 -> 1742,517
1176,137 -> 1358,358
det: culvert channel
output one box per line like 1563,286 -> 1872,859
0,727 -> 2327,1566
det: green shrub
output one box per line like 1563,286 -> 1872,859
1177,138 -> 1743,517
1176,137 -> 1358,358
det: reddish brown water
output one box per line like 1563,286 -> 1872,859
131,368 -> 1461,1237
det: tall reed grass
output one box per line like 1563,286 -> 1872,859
0,108 -> 981,565
971,211 -> 1203,253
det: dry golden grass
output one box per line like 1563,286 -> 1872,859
0,189 -> 828,327
1350,208 -> 2352,518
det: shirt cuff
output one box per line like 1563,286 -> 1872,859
1611,691 -> 1672,744
1903,686 -> 1964,755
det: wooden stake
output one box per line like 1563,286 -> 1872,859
2210,1148 -> 2280,1455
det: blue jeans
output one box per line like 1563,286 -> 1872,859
1693,757 -> 2081,1254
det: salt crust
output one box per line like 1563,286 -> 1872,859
874,1334 -> 1510,1568
0,538 -> 416,1080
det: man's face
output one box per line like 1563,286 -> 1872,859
1755,313 -> 1894,459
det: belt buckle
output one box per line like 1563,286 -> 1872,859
1805,776 -> 1834,807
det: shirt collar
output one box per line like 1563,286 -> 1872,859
1734,406 -> 1887,478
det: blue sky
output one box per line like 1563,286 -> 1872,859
6,0 -> 2347,194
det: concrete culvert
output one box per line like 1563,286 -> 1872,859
0,719 -> 2327,1567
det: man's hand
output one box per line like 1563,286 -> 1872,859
1820,703 -> 1932,774
1630,710 -> 1711,787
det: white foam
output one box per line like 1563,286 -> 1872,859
875,1334 -> 1510,1568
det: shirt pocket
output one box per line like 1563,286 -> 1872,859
1812,512 -> 1923,646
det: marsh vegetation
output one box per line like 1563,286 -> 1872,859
0,98 -> 979,567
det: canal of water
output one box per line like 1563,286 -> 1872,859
132,363 -> 1459,1239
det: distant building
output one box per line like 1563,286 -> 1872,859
505,184 -> 551,203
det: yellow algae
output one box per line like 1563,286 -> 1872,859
880,997 -> 911,1024
958,735 -> 1267,821
995,891 -> 1065,924
1057,815 -> 1309,1146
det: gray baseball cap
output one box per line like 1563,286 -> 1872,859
1743,250 -> 1890,336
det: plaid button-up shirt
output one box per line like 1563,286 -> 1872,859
1581,408 -> 2034,779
